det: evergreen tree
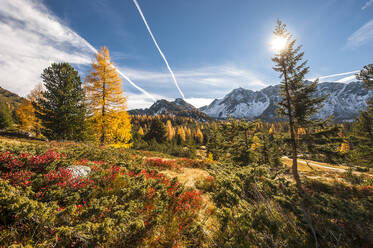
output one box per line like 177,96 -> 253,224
0,103 -> 13,129
357,64 -> 373,91
85,46 -> 132,146
271,20 -> 325,192
351,64 -> 373,167
144,118 -> 167,143
34,63 -> 87,141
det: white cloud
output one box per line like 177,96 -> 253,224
345,18 -> 373,48
0,0 -> 156,103
185,98 -> 214,108
362,0 -> 373,10
120,64 -> 267,100
0,0 -> 267,109
0,0 -> 97,96
127,92 -> 169,110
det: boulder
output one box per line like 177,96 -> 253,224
66,166 -> 91,178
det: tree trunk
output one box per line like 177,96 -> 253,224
283,70 -> 303,194
100,81 -> 106,146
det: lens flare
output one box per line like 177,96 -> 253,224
270,36 -> 287,52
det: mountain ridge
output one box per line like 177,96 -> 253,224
129,98 -> 210,121
199,81 -> 372,121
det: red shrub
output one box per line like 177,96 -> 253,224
175,190 -> 202,213
144,158 -> 179,170
1,170 -> 34,186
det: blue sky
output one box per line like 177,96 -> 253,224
0,0 -> 372,109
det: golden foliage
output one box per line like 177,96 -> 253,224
269,123 -> 275,134
166,120 -> 175,141
177,127 -> 186,142
16,84 -> 43,133
297,127 -> 306,135
195,128 -> 204,144
339,141 -> 350,153
138,127 -> 144,136
85,46 -> 132,146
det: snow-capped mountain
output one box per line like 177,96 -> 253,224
129,98 -> 210,121
200,81 -> 372,121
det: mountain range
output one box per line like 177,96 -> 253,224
200,81 -> 372,121
129,98 -> 211,121
132,81 -> 372,122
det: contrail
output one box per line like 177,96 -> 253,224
88,46 -> 157,101
133,0 -> 185,99
312,70 -> 360,80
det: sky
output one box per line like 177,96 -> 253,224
0,0 -> 372,109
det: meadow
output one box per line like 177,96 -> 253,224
0,136 -> 372,247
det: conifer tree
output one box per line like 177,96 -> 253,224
16,99 -> 34,131
138,127 -> 144,136
272,20 -> 325,192
166,120 -> 175,141
176,127 -> 186,144
34,63 -> 87,140
16,84 -> 43,134
357,64 -> 373,91
85,46 -> 132,146
0,103 -> 13,129
339,141 -> 350,153
144,118 -> 166,143
195,128 -> 204,144
351,64 -> 373,167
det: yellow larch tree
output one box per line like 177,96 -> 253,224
17,99 -> 34,131
297,127 -> 306,136
177,127 -> 186,142
85,46 -> 132,146
16,83 -> 43,134
269,123 -> 275,134
138,127 -> 144,136
339,141 -> 350,153
195,128 -> 204,144
186,127 -> 192,140
166,120 -> 175,141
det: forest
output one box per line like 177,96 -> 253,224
0,21 -> 372,247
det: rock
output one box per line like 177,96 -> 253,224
66,166 -> 91,178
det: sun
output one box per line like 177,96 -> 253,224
270,36 -> 287,52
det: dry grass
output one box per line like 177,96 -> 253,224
161,167 -> 209,188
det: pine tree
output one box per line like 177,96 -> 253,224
85,46 -> 132,146
34,63 -> 87,141
357,64 -> 373,91
144,118 -> 167,143
351,64 -> 373,167
272,20 -> 325,192
0,103 -> 13,129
